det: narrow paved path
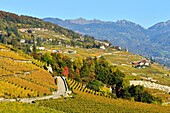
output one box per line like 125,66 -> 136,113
52,76 -> 68,99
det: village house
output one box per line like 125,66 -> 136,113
19,28 -> 28,33
20,39 -> 26,43
103,42 -> 110,47
51,50 -> 62,53
115,46 -> 122,51
58,41 -> 62,46
132,59 -> 150,68
48,38 -> 53,42
95,40 -> 110,47
37,47 -> 45,50
33,28 -> 48,31
100,45 -> 106,50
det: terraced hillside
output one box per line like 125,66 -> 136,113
0,45 -> 57,98
2,76 -> 170,113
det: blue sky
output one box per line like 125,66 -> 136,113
0,0 -> 170,28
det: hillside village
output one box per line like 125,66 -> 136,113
8,27 -> 111,53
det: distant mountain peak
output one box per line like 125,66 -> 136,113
149,20 -> 170,30
116,20 -> 138,26
166,20 -> 170,24
68,18 -> 88,24
67,18 -> 104,25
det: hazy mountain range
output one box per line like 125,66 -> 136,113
43,18 -> 170,66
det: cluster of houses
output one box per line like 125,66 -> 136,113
30,46 -> 77,54
75,38 -> 110,50
19,38 -> 56,45
114,46 -> 128,52
19,28 -> 48,33
30,46 -> 62,53
132,59 -> 150,68
18,28 -> 112,50
95,40 -> 110,50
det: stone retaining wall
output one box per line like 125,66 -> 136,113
130,80 -> 170,93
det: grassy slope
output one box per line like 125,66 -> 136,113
0,102 -> 63,113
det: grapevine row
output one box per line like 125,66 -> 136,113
19,70 -> 58,91
0,80 -> 38,98
0,50 -> 27,60
0,58 -> 39,73
1,76 -> 52,95
0,44 -> 46,68
0,68 -> 12,76
66,78 -> 111,98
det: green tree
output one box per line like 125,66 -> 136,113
96,59 -> 110,84
11,38 -> 17,47
73,57 -> 83,73
80,63 -> 90,78
33,42 -> 37,53
86,80 -> 104,92
122,87 -> 131,99
32,35 -> 37,53
122,85 -> 162,104
42,52 -> 53,64
22,44 -> 31,54
0,34 -> 7,44
37,37 -> 42,46
141,91 -> 155,103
